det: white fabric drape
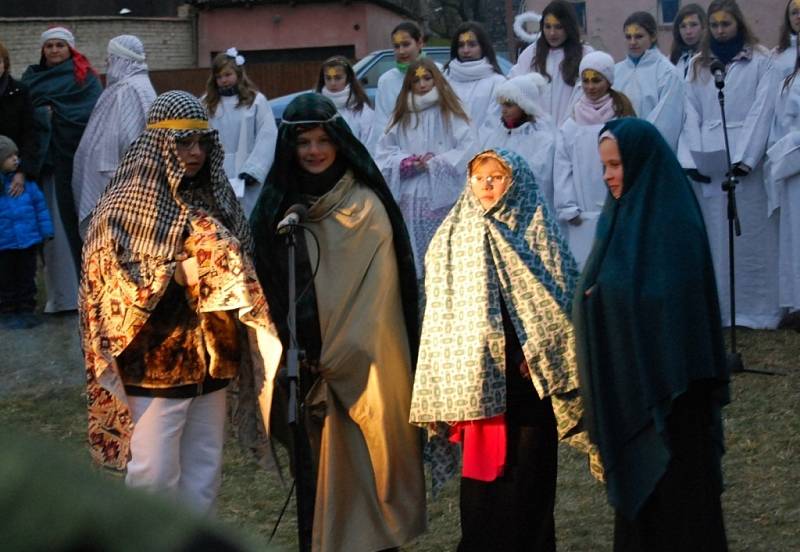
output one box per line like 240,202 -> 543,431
445,58 -> 507,131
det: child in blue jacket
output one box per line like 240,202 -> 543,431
0,135 -> 53,328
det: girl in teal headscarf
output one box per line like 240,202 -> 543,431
574,118 -> 729,551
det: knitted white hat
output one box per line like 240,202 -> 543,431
579,51 -> 615,85
494,72 -> 548,119
108,35 -> 146,62
40,26 -> 75,48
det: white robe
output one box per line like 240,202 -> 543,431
614,48 -> 685,151
509,43 -> 593,127
770,35 -> 798,81
675,49 -> 699,80
678,47 -> 781,329
766,67 -> 800,310
72,71 -> 155,238
374,105 -> 478,275
373,68 -> 406,146
207,92 -> 277,216
553,117 -> 608,269
339,104 -> 375,151
444,58 -> 506,131
480,116 -> 556,211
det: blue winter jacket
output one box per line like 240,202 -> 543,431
0,172 -> 53,250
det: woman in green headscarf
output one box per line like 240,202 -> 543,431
573,117 -> 730,551
250,93 -> 425,552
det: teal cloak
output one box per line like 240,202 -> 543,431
572,118 -> 730,519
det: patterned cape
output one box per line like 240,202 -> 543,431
409,148 -> 601,486
80,91 -> 282,470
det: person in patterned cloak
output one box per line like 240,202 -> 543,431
79,90 -> 282,514
249,92 -> 426,552
409,148 -> 599,551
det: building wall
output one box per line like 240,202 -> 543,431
196,2 -> 407,67
521,0 -> 788,61
0,16 -> 195,79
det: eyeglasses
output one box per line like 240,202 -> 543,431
175,136 -> 213,152
469,174 -> 510,187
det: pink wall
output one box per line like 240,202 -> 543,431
522,0 -> 789,61
196,2 -> 406,67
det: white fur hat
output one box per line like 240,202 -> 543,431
40,26 -> 75,48
494,72 -> 548,119
579,51 -> 615,85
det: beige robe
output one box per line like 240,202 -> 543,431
302,173 -> 427,552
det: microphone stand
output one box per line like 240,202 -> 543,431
284,223 -> 313,551
715,74 -> 780,376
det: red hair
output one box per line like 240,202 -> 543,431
68,46 -> 96,85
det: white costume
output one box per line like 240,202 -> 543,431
480,72 -> 556,210
321,85 -> 375,150
675,49 -> 699,79
444,58 -> 506,131
374,89 -> 478,275
206,92 -> 277,216
72,35 -> 156,238
509,43 -> 594,127
770,35 -> 798,80
679,47 -> 781,328
766,63 -> 800,310
614,48 -> 685,150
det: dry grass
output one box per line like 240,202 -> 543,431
1,326 -> 798,551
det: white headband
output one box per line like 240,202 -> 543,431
280,113 -> 342,126
108,38 -> 146,62
40,27 -> 75,48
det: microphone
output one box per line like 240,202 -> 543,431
276,204 -> 308,235
710,60 -> 726,89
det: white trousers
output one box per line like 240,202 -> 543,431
126,388 -> 227,514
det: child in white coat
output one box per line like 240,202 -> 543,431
315,56 -> 375,150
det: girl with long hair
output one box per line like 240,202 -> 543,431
374,58 -> 477,280
772,0 -> 800,79
670,3 -> 708,77
679,0 -> 781,329
202,48 -> 277,216
509,0 -> 593,126
444,21 -> 507,131
554,51 -> 635,268
314,55 -> 374,148
614,11 -> 685,150
480,73 -> 557,210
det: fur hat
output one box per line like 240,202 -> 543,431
579,51 -> 616,85
40,26 -> 76,48
494,72 -> 548,120
0,135 -> 18,166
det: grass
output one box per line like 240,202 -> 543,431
1,327 -> 798,551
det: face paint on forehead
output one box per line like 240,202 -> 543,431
625,24 -> 643,35
459,31 -> 477,43
326,67 -> 340,78
792,0 -> 800,10
710,12 -> 730,24
582,69 -> 602,79
415,66 -> 429,78
544,14 -> 560,26
392,31 -> 411,46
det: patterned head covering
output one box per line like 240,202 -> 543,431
84,90 -> 251,267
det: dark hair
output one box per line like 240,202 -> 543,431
314,56 -> 372,111
778,0 -> 798,52
670,3 -> 707,63
203,52 -> 258,116
391,21 -> 423,42
389,58 -> 469,131
692,0 -> 759,79
0,41 -> 9,75
623,11 -> 658,43
783,40 -> 800,92
445,21 -> 503,74
533,0 -> 584,86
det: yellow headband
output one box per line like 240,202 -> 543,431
147,119 -> 209,130
544,14 -> 560,26
582,69 -> 602,80
415,66 -> 428,78
625,24 -> 643,35
326,67 -> 340,78
459,31 -> 477,43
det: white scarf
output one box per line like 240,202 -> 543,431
446,58 -> 498,82
573,93 -> 616,126
407,87 -> 439,112
321,85 -> 351,109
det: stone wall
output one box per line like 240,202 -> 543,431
0,16 -> 196,78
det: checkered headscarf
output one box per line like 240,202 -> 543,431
84,90 -> 252,269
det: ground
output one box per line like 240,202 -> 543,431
1,314 -> 798,551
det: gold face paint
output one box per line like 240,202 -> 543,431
415,66 -> 428,78
792,0 -> 800,10
625,24 -> 643,36
544,14 -> 560,26
459,31 -> 477,43
710,12 -> 729,24
582,69 -> 602,80
326,67 -> 339,78
392,31 -> 411,47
